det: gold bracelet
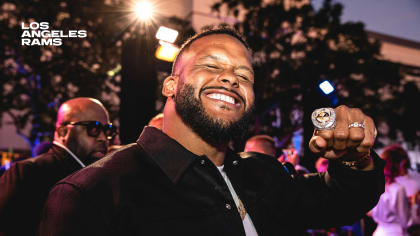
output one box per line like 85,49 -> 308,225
340,153 -> 372,168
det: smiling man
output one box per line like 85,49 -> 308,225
39,28 -> 384,236
0,97 -> 115,236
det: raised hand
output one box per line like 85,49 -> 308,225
309,105 -> 377,170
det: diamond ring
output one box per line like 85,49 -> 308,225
311,108 -> 336,130
348,122 -> 365,129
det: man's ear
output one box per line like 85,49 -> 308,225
162,76 -> 178,98
57,126 -> 68,137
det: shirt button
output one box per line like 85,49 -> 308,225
225,203 -> 232,210
232,160 -> 238,165
200,159 -> 205,165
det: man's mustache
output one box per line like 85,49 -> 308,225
199,86 -> 246,108
95,143 -> 108,153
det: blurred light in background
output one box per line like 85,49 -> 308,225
5,161 -> 10,170
155,41 -> 179,62
156,26 -> 179,43
134,1 -> 154,21
319,80 -> 335,95
107,64 -> 122,77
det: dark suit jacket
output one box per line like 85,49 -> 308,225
40,127 -> 385,236
0,144 -> 84,236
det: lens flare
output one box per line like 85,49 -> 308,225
134,1 -> 153,21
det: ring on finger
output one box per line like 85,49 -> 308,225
348,122 -> 365,129
311,108 -> 336,130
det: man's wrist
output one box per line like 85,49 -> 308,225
339,152 -> 374,171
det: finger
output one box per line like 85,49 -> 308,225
323,149 -> 347,159
357,116 -> 376,153
309,136 -> 327,154
333,106 -> 350,151
347,108 -> 365,148
314,129 -> 334,148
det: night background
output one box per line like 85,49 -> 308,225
1,0 -> 419,171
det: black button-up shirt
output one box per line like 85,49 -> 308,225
40,126 -> 385,236
0,145 -> 85,236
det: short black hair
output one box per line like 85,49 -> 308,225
171,26 -> 250,75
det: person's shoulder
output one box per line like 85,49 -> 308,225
0,152 -> 56,189
406,175 -> 419,185
237,151 -> 288,172
399,175 -> 420,192
25,150 -> 58,167
396,175 -> 418,185
2,152 -> 52,177
237,151 -> 281,166
235,152 -> 298,185
238,151 -> 277,161
91,142 -> 148,170
58,143 -> 148,190
389,182 -> 407,193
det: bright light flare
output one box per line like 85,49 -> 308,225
134,1 -> 154,21
156,26 -> 178,43
155,41 -> 179,62
319,80 -> 335,95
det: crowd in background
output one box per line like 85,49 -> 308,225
0,26 -> 409,235
243,132 -> 420,236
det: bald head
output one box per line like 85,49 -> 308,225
54,97 -> 110,165
56,97 -> 109,127
244,135 -> 277,157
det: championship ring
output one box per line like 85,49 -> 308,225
311,107 -> 336,130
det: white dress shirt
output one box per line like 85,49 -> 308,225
217,165 -> 258,236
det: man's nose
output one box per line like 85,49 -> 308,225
217,69 -> 239,88
96,129 -> 107,142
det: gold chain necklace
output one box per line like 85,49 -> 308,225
237,198 -> 247,220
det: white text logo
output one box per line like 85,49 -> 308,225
21,22 -> 87,46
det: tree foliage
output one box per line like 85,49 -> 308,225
1,0 -> 126,148
0,0 -> 193,150
212,0 -> 417,156
1,0 -> 417,156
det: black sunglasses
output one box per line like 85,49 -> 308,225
66,121 -> 117,140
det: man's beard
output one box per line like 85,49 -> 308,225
175,83 -> 254,146
66,133 -> 106,165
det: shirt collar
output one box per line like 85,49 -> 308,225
137,126 -> 199,183
137,126 -> 240,184
52,141 -> 86,168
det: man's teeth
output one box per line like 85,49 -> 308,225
207,93 -> 235,105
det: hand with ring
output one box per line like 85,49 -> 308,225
309,105 -> 377,170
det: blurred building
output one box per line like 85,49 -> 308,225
368,30 -> 420,84
366,31 -> 420,168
